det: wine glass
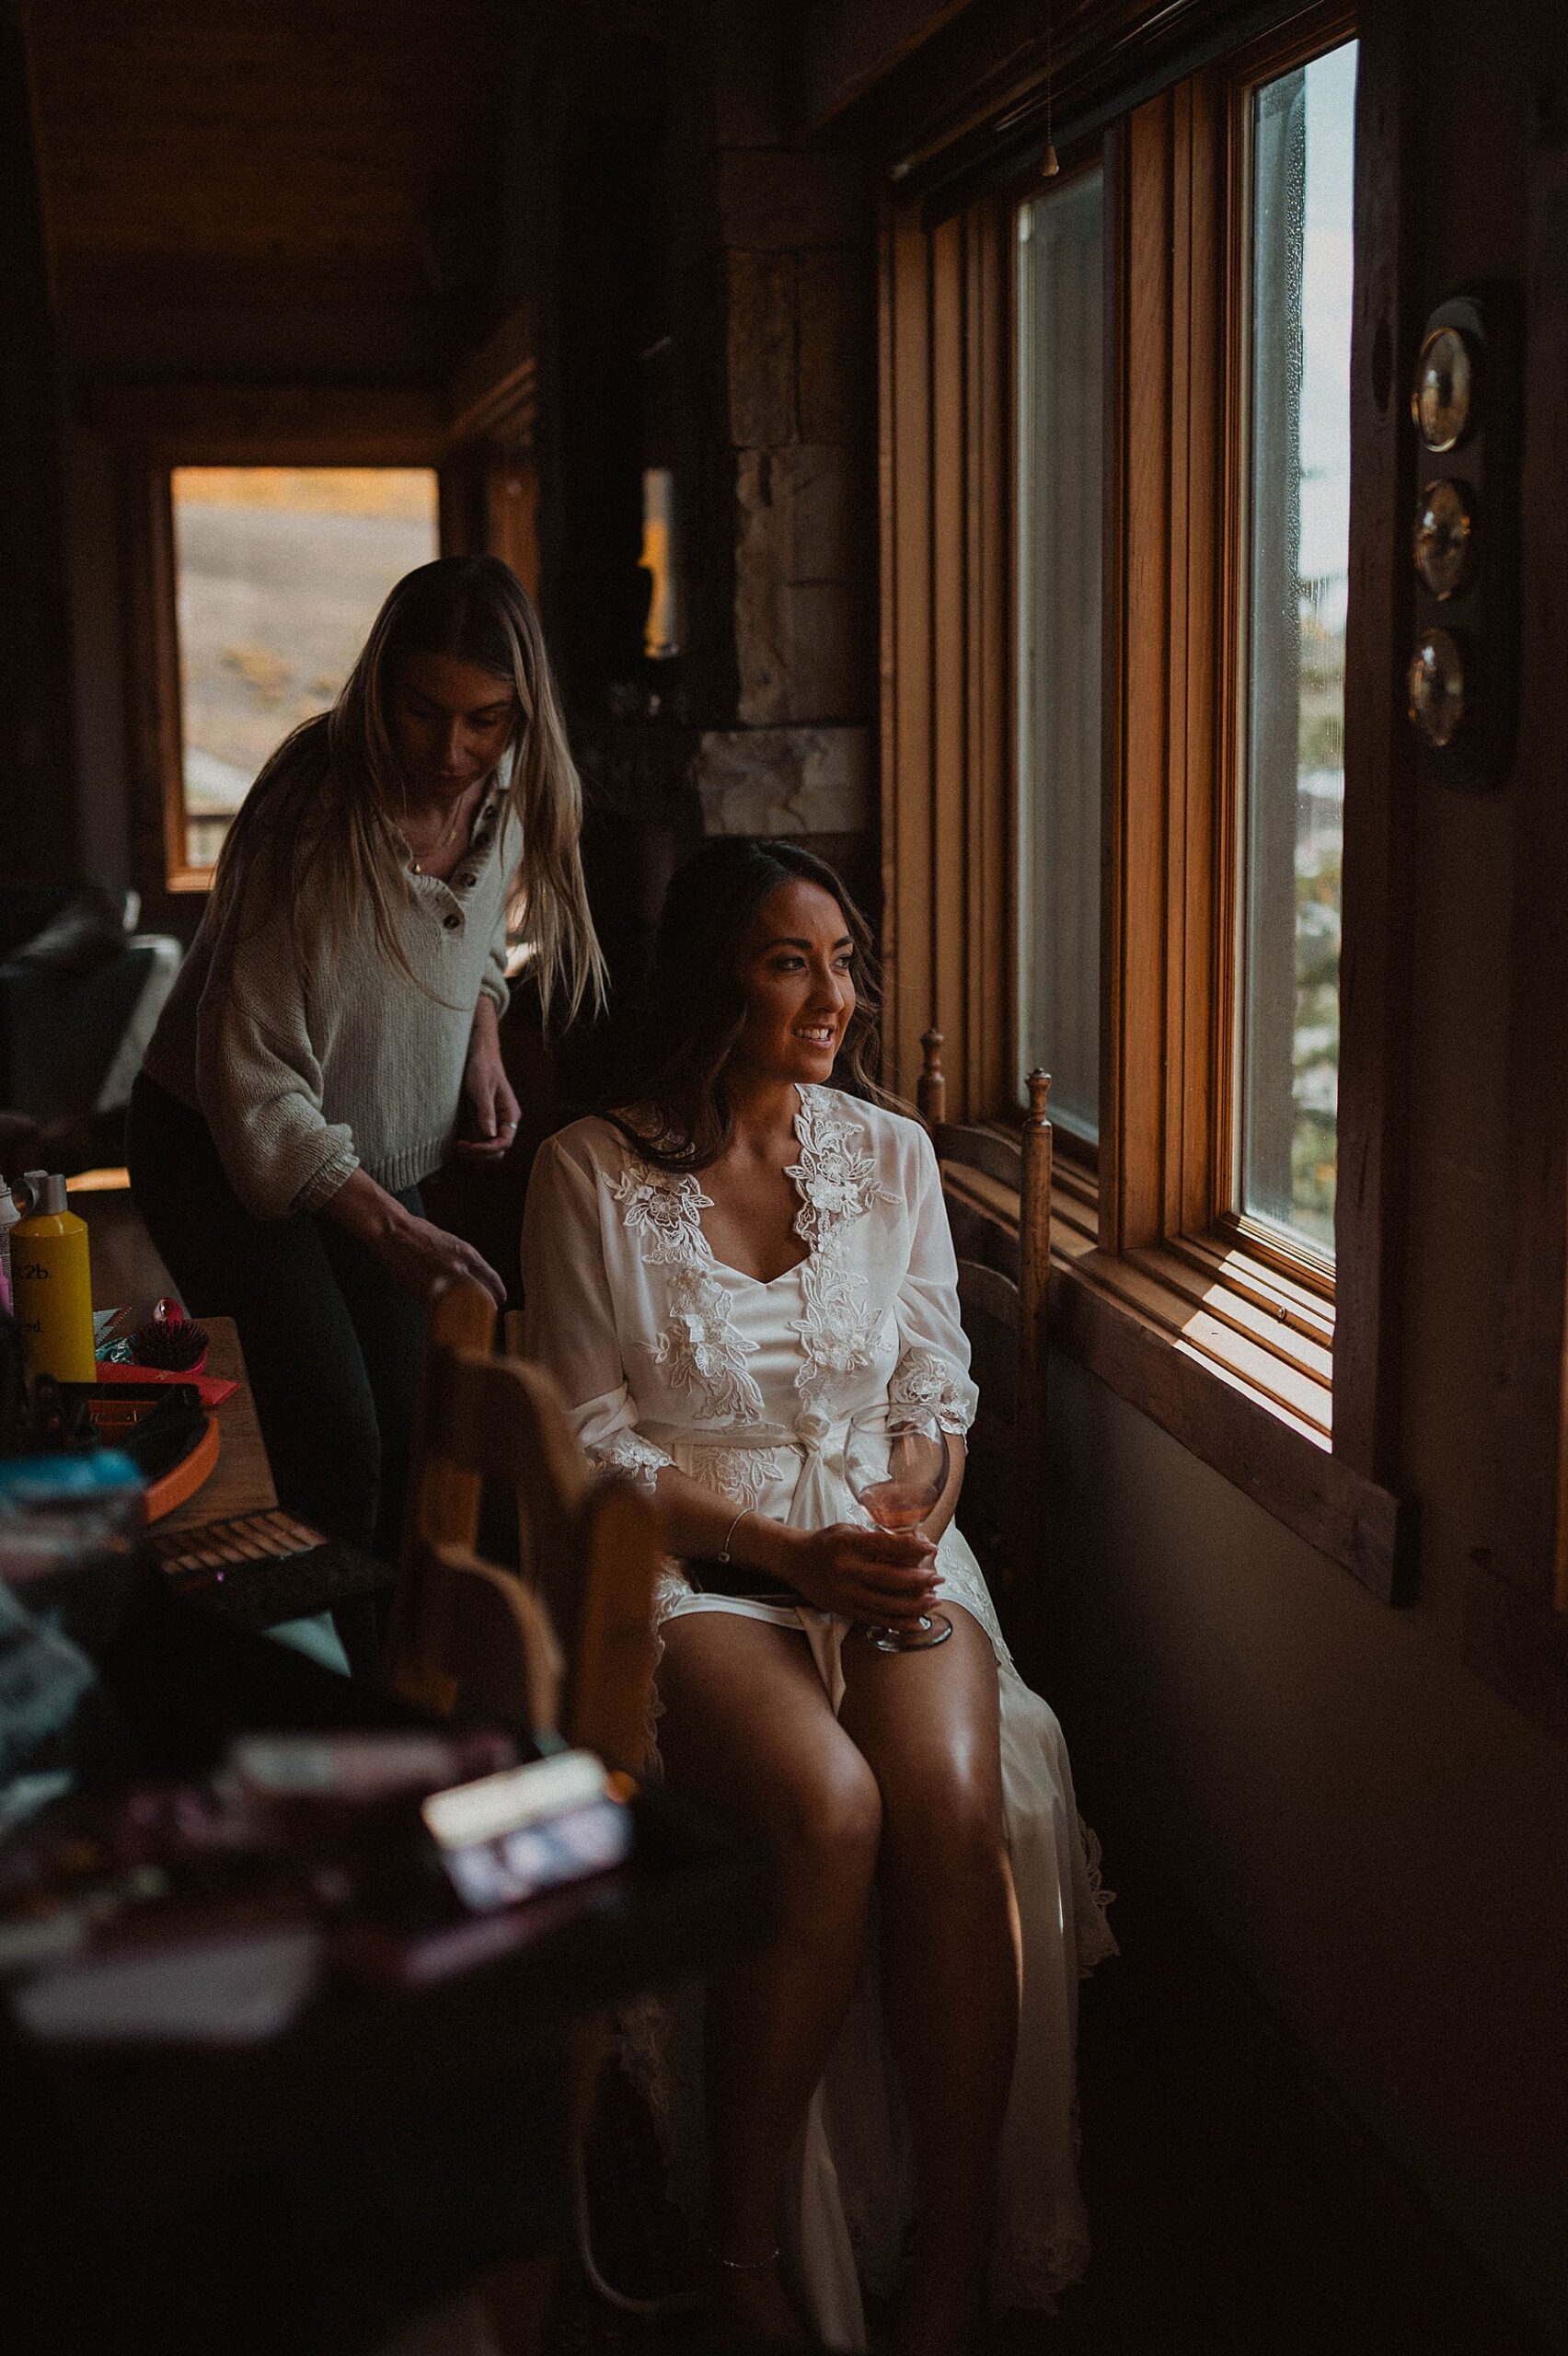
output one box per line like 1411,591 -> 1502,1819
843,1402 -> 952,1652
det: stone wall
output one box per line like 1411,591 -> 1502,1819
699,0 -> 877,853
535,0 -> 879,886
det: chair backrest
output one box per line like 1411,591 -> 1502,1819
955,1256 -> 1021,1588
917,1030 -> 1054,1596
384,1282 -> 662,1771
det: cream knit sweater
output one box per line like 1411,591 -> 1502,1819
143,784 -> 520,1221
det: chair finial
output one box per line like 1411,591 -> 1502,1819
918,1029 -> 947,1127
1026,1068 -> 1052,1126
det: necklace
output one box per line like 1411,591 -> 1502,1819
407,793 -> 471,876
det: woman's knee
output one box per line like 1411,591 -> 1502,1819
774,1749 -> 882,1888
881,1748 -> 1005,1881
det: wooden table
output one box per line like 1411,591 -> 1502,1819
161,1316 -> 278,1534
150,1319 -> 391,1637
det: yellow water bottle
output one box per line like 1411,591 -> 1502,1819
12,1172 -> 96,1383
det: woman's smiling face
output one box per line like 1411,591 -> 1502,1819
730,878 -> 857,1086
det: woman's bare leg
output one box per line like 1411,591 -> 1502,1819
839,1607 -> 1020,2356
658,1611 -> 882,2338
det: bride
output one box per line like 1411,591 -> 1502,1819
520,838 -> 1113,2354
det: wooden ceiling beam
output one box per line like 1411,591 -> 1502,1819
90,382 -> 450,465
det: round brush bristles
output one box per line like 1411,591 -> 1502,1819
129,1315 -> 209,1373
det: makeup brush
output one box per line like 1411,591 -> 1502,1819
128,1297 -> 209,1375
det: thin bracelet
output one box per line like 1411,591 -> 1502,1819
707,2240 -> 781,2271
717,1507 -> 753,1565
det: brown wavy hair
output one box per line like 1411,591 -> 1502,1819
614,837 -> 899,1171
205,555 -> 606,1020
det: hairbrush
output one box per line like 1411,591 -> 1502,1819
128,1297 -> 209,1374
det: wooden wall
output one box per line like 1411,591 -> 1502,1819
2,3 -> 80,882
24,0 -> 516,381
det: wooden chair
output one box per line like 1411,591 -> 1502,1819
917,1031 -> 1053,1609
380,1280 -> 669,2351
383,1280 -> 663,1773
502,1308 -> 665,1773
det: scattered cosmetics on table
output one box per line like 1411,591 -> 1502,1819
0,1730 -> 639,2039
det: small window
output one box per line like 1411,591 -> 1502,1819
170,468 -> 440,874
1015,165 -> 1105,1145
1235,40 -> 1357,1258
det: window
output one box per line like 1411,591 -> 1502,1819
169,467 -> 439,872
1016,166 -> 1105,1145
883,11 -> 1409,1596
1235,41 -> 1357,1262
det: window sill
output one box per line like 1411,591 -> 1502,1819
940,1158 -> 1410,1603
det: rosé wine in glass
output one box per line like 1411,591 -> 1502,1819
844,1403 -> 952,1652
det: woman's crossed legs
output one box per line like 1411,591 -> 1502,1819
657,1603 -> 1020,2353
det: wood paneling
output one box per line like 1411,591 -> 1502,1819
1102,92 -> 1177,1254
1332,0 -> 1417,1486
800,0 -> 979,129
1105,71 -> 1229,1253
0,2 -> 79,880
1482,0 -> 1568,1733
880,187 -> 1010,1111
1102,80 -> 1227,1255
120,466 -> 186,914
1052,1255 -> 1405,1600
22,0 -> 515,319
931,214 -> 969,1080
98,386 -> 448,467
833,0 -> 1274,191
882,199 -> 936,1098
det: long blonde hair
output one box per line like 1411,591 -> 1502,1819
207,555 -> 606,1021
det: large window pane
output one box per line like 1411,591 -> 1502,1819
1016,167 -> 1104,1142
1238,41 -> 1356,1254
171,467 -> 440,872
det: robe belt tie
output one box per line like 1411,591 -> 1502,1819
640,1412 -> 846,1528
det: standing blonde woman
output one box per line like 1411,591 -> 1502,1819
129,557 -> 604,1652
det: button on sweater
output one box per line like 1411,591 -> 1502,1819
142,785 -> 520,1220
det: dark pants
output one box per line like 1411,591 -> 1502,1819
126,1076 -> 425,1663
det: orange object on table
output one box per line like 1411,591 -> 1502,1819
158,1318 -> 279,1537
81,1387 -> 224,1524
143,1415 -> 221,1520
94,1360 -> 238,1411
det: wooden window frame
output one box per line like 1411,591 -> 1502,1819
882,4 -> 1412,1600
443,318 -> 542,597
104,385 -> 451,918
1009,146 -> 1109,1179
1478,66 -> 1568,1740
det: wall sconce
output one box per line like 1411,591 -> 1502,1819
1403,288 -> 1519,791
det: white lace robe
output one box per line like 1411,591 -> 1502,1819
521,1086 -> 1113,2346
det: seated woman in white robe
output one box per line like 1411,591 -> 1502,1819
521,838 -> 1113,2355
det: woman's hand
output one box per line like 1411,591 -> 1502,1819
773,1520 -> 940,1630
455,999 -> 521,1161
324,1169 -> 507,1307
375,1209 -> 509,1308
